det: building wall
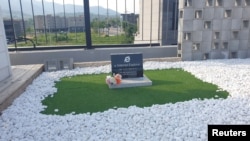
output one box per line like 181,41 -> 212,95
34,15 -> 84,32
161,0 -> 179,45
121,13 -> 139,25
134,0 -> 162,44
134,0 -> 178,45
4,20 -> 24,41
0,6 -> 12,82
34,15 -> 45,30
178,0 -> 250,61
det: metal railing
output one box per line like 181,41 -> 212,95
3,0 -> 177,51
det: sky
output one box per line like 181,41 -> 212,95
43,0 -> 139,14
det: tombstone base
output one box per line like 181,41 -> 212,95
108,75 -> 152,89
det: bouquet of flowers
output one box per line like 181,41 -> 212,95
106,73 -> 122,85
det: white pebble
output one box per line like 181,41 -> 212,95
0,59 -> 250,140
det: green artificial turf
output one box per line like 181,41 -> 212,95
41,69 -> 229,115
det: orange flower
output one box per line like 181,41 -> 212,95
114,74 -> 122,85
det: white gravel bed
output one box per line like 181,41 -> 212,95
0,59 -> 250,141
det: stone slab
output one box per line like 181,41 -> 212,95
111,53 -> 143,78
108,75 -> 152,89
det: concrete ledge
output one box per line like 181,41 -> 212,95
108,75 -> 152,89
74,57 -> 181,68
9,46 -> 178,65
0,64 -> 44,112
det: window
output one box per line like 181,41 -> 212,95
184,33 -> 192,41
184,0 -> 192,7
192,43 -> 200,51
213,42 -> 219,50
235,0 -> 242,6
203,53 -> 209,60
195,10 -> 202,19
245,0 -> 250,6
232,31 -> 239,39
206,0 -> 213,6
214,32 -> 220,39
222,42 -> 228,49
216,0 -> 223,6
178,44 -> 182,50
231,52 -> 238,58
204,21 -> 212,29
179,10 -> 183,18
224,10 -> 232,18
243,20 -> 249,28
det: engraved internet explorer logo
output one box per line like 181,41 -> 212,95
124,56 -> 131,63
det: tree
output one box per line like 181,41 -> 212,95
91,18 -> 106,34
122,22 -> 137,43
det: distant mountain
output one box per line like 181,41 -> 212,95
1,0 -> 119,19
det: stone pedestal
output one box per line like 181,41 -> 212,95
0,7 -> 12,82
108,75 -> 152,89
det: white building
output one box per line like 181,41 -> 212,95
134,0 -> 178,45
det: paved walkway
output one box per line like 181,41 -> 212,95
0,64 -> 44,112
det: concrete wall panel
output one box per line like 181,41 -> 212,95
248,50 -> 250,57
223,0 -> 234,8
238,50 -> 248,58
182,42 -> 192,53
229,40 -> 240,50
222,19 -> 232,30
213,20 -> 222,30
214,8 -> 224,19
239,40 -> 249,49
232,8 -> 243,19
201,42 -> 212,52
178,0 -> 250,61
243,8 -> 250,19
204,8 -> 214,19
183,9 -> 194,20
240,30 -> 249,40
192,52 -> 203,60
193,20 -> 203,30
192,31 -> 203,42
231,19 -> 242,30
221,31 -> 230,40
183,20 -> 194,31
193,0 -> 204,8
202,31 -> 213,41
210,51 -> 223,59
181,53 -> 193,61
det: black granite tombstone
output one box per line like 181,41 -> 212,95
111,53 -> 143,78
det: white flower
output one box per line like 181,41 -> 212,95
106,76 -> 117,85
109,77 -> 117,85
